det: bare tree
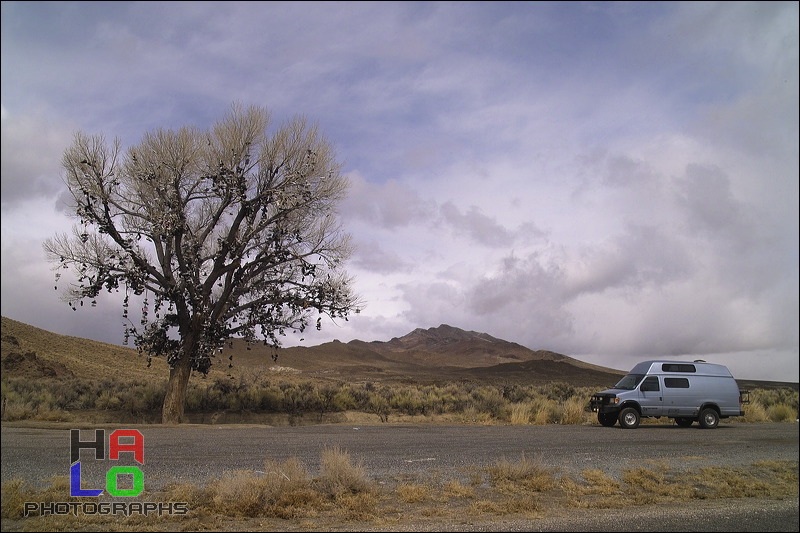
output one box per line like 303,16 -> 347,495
44,103 -> 362,423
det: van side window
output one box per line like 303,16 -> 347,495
664,378 -> 690,388
661,363 -> 696,372
640,376 -> 660,391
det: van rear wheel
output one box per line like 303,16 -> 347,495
698,408 -> 720,429
675,417 -> 693,427
618,407 -> 640,429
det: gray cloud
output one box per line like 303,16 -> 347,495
439,202 -> 514,247
0,109 -> 70,208
1,1 -> 796,382
341,173 -> 437,229
351,240 -> 413,275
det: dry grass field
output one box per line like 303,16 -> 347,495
2,446 -> 797,532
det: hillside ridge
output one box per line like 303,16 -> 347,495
2,316 -> 621,386
4,316 -> 793,391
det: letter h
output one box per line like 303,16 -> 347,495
70,429 -> 105,464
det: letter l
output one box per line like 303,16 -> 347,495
70,462 -> 103,496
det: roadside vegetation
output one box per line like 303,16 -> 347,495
2,374 -> 798,426
2,447 -> 797,531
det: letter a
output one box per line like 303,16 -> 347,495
109,429 -> 144,464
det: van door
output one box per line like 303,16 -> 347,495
638,375 -> 663,416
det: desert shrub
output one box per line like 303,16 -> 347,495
366,391 -> 390,422
208,470 -> 272,516
331,491 -> 381,521
499,384 -> 527,403
767,403 -> 796,422
329,385 -> 355,412
2,401 -> 37,421
509,402 -> 533,425
314,383 -> 344,414
1,478 -> 29,519
425,385 -> 461,414
205,457 -> 314,517
739,400 -> 768,422
530,397 -> 558,425
124,382 -> 164,414
469,386 -> 507,420
390,386 -> 427,415
34,407 -> 72,422
559,396 -> 588,425
315,446 -> 373,497
94,390 -> 122,410
541,381 -> 577,402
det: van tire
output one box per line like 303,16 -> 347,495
598,413 -> 617,427
675,417 -> 694,427
618,407 -> 640,429
699,408 -> 720,429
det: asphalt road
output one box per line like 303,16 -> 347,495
2,421 -> 798,531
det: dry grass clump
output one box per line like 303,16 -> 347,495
486,453 -> 557,493
195,450 -> 378,520
621,465 -> 697,503
560,468 -> 627,509
396,483 -> 431,503
509,402 -> 533,425
442,479 -> 476,499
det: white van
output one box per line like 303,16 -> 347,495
588,360 -> 749,429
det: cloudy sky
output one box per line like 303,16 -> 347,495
2,1 -> 797,382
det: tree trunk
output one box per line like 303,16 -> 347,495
161,349 -> 192,424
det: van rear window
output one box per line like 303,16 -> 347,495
661,363 -> 696,373
664,378 -> 690,388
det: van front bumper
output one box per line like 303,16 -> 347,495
589,393 -> 620,413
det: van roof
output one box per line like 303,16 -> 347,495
629,360 -> 734,377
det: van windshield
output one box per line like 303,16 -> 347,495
614,374 -> 646,390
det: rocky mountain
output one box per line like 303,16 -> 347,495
224,323 -> 626,387
358,324 -> 566,367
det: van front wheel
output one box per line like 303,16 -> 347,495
699,408 -> 719,429
618,407 -> 640,429
598,412 -> 617,427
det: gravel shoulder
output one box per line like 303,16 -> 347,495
2,421 -> 798,531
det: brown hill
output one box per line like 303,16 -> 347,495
206,324 -> 627,387
1,316 -> 167,382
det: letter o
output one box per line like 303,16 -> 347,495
105,466 -> 144,497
